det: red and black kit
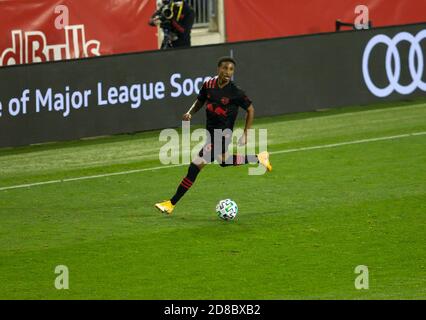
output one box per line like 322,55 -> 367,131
197,76 -> 252,132
170,77 -> 257,206
196,76 -> 253,162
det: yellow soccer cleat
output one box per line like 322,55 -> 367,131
155,200 -> 175,215
257,151 -> 272,172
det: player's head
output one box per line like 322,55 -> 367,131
217,56 -> 236,84
217,56 -> 236,68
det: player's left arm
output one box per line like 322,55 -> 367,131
239,104 -> 254,146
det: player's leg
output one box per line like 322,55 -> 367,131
155,143 -> 212,214
216,135 -> 261,167
219,151 -> 272,170
169,158 -> 205,206
257,151 -> 272,171
218,150 -> 272,171
154,160 -> 204,214
219,153 -> 259,167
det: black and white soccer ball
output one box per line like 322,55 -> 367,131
216,199 -> 238,221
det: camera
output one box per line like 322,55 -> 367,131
155,0 -> 179,23
160,4 -> 174,20
149,0 -> 189,49
154,1 -> 179,48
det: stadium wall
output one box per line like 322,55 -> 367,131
0,23 -> 425,147
224,0 -> 426,42
0,0 -> 158,67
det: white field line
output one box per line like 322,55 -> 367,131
306,102 -> 426,120
0,131 -> 425,192
271,131 -> 426,155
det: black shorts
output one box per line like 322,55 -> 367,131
198,128 -> 232,163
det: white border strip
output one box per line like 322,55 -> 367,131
271,131 -> 426,155
1,131 -> 425,192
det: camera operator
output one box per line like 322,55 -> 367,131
149,0 -> 195,49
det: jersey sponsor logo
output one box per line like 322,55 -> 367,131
206,103 -> 214,112
0,24 -> 101,66
214,106 -> 227,117
206,103 -> 227,117
220,97 -> 230,105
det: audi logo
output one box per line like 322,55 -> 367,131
362,30 -> 426,97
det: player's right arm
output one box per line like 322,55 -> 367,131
183,99 -> 204,121
183,79 -> 209,121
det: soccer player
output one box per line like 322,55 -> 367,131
155,56 -> 272,214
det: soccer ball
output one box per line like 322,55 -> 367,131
216,199 -> 238,220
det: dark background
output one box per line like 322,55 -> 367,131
0,23 -> 425,147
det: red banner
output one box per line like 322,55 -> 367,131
0,0 -> 158,66
224,0 -> 426,42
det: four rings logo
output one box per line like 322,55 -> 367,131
362,30 -> 426,97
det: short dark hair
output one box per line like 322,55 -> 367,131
217,56 -> 236,67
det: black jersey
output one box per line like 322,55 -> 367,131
197,76 -> 252,131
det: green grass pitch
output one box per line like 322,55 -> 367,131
0,100 -> 425,299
